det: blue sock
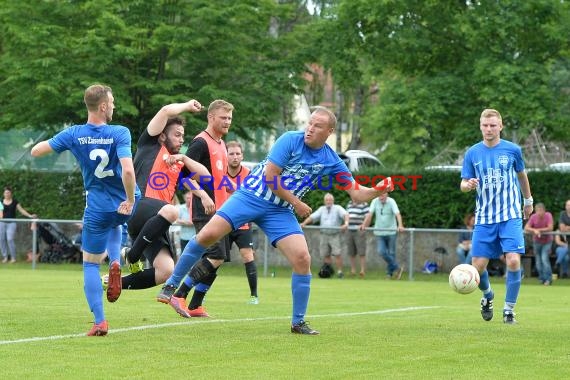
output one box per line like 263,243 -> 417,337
504,269 -> 521,310
166,238 -> 206,287
478,269 -> 493,297
195,282 -> 211,292
291,273 -> 311,325
183,275 -> 195,290
106,226 -> 122,264
83,262 -> 104,323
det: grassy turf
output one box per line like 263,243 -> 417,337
1,263 -> 569,379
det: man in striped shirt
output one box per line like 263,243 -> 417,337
461,108 -> 533,325
345,200 -> 370,277
158,106 -> 393,335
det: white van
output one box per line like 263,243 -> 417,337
338,150 -> 384,172
425,165 -> 462,172
547,162 -> 570,172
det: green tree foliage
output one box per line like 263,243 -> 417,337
0,0 -> 311,141
316,0 -> 570,169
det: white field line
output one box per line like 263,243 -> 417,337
0,306 -> 439,345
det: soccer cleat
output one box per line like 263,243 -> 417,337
87,320 -> 109,336
248,296 -> 259,305
169,296 -> 191,318
156,284 -> 177,304
121,247 -> 144,274
106,261 -> 122,303
480,292 -> 494,321
188,306 -> 210,317
291,321 -> 320,335
503,311 -> 517,324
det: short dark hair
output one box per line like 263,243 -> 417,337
164,116 -> 185,134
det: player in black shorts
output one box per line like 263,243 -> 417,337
228,223 -> 259,304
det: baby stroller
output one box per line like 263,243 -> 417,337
37,222 -> 82,263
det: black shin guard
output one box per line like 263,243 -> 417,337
188,258 -> 216,284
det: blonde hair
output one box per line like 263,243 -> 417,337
208,99 -> 234,114
226,140 -> 243,151
84,84 -> 111,112
311,106 -> 337,129
480,108 -> 502,122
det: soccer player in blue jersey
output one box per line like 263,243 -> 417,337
31,84 -> 139,336
157,106 -> 393,334
460,108 -> 533,324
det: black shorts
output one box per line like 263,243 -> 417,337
194,219 -> 230,261
229,228 -> 254,250
127,197 -> 175,262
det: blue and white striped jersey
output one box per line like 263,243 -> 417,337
461,139 -> 525,225
239,131 -> 352,208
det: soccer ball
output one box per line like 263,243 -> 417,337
449,264 -> 480,294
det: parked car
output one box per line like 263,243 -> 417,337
241,161 -> 259,171
242,150 -> 383,173
547,162 -> 570,172
339,150 -> 384,172
424,165 -> 462,172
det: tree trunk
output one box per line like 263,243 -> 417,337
348,85 -> 365,150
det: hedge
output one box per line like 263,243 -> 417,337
298,168 -> 569,228
1,168 -> 567,228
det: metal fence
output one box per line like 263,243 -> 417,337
3,218 -> 568,280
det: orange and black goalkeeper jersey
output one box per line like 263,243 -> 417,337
133,130 -> 183,202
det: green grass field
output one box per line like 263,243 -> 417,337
1,263 -> 570,379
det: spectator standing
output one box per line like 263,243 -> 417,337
361,193 -> 405,280
554,230 -> 568,279
524,203 -> 554,285
176,191 -> 195,252
555,199 -> 570,278
301,193 -> 349,278
345,200 -> 370,277
559,199 -> 570,233
456,213 -> 475,264
1,186 -> 37,263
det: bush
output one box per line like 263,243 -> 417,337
2,168 -> 567,227
0,169 -> 84,219
299,168 -> 569,229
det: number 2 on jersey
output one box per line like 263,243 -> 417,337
90,148 -> 114,178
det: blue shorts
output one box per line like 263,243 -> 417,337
82,205 -> 136,254
471,218 -> 525,259
217,191 -> 302,247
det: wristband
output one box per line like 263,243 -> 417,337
523,197 -> 534,206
